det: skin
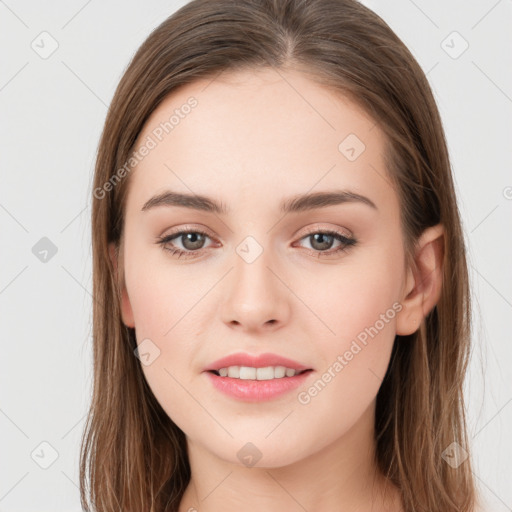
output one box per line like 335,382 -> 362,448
110,66 -> 444,512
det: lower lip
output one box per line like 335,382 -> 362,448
204,370 -> 313,402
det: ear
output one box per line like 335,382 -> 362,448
108,241 -> 135,328
396,224 -> 444,336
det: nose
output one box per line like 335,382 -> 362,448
219,243 -> 291,333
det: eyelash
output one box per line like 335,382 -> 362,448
156,227 -> 357,260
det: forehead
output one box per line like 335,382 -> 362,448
124,66 -> 395,217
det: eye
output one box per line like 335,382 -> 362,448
156,227 -> 215,259
295,228 -> 356,257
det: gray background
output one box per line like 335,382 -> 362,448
1,0 -> 511,510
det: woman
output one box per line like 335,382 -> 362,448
81,1 -> 479,510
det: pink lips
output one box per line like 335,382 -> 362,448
204,352 -> 311,373
203,352 -> 313,402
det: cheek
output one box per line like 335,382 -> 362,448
124,261 -> 205,432
302,238 -> 404,350
123,253 -> 215,408
294,240 -> 403,411
125,249 -> 209,340
292,283 -> 400,458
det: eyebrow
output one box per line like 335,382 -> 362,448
141,189 -> 377,214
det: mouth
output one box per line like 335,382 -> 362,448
203,352 -> 314,402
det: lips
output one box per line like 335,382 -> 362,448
203,352 -> 314,401
203,352 -> 312,373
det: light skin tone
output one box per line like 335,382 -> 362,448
109,66 -> 444,512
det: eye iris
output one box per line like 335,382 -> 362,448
310,233 -> 334,251
182,232 -> 206,250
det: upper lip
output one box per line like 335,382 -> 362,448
204,352 -> 312,372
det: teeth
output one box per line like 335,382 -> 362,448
239,366 -> 256,379
256,367 -> 273,380
227,366 -> 239,378
216,365 -> 300,380
274,366 -> 286,378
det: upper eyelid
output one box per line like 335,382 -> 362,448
163,226 -> 353,241
299,224 -> 353,238
163,222 -> 353,237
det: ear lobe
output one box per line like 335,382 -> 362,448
108,241 -> 135,329
396,224 -> 444,336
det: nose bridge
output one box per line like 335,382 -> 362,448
233,233 -> 277,305
220,231 -> 290,329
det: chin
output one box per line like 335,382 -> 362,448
200,434 -> 317,470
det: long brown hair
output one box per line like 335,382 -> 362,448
80,0 -> 478,510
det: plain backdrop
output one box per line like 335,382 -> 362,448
1,1 -> 511,510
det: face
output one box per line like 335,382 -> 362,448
113,66 -> 412,467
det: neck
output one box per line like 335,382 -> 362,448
178,401 -> 402,512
